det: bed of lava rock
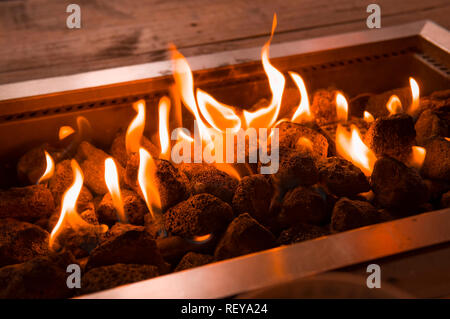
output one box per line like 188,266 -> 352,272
0,87 -> 449,298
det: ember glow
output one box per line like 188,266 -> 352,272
49,160 -> 107,250
243,14 -> 285,129
159,96 -> 171,159
58,126 -> 75,140
336,124 -> 377,176
409,77 -> 420,114
335,92 -> 348,122
289,72 -> 311,123
297,137 -> 313,151
104,157 -> 127,223
37,151 -> 54,184
386,95 -> 403,115
364,111 -> 375,123
126,99 -> 146,155
190,233 -> 213,244
409,146 -> 426,170
138,147 -> 161,219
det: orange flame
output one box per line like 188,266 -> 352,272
158,96 -> 171,159
386,95 -> 403,115
289,72 -> 312,123
138,148 -> 161,219
409,77 -> 420,114
363,111 -> 375,123
243,14 -> 285,129
335,92 -> 348,122
190,233 -> 213,244
297,137 -> 313,151
58,126 -> 75,140
126,99 -> 146,155
336,124 -> 377,176
409,146 -> 426,170
37,151 -> 54,184
104,157 -> 127,223
49,160 -> 107,250
196,89 -> 241,134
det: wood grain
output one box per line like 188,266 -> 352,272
0,0 -> 449,84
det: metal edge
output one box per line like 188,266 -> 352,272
79,208 -> 450,299
0,20 -> 439,102
419,20 -> 450,54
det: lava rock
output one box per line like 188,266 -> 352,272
232,174 -> 274,225
80,264 -> 159,295
0,251 -> 76,298
331,198 -> 381,232
85,227 -> 168,273
415,109 -> 449,146
0,218 -> 49,267
156,235 -> 217,264
318,157 -> 370,197
279,186 -> 328,227
0,184 -> 55,222
110,130 -> 160,167
179,163 -> 238,204
75,141 -> 125,195
310,89 -> 342,125
371,157 -> 428,212
174,252 -> 214,272
164,193 -> 233,238
277,223 -> 330,245
441,191 -> 450,208
214,213 -> 276,260
421,138 -> 450,181
366,87 -> 412,118
424,179 -> 450,202
365,114 -> 416,162
97,189 -> 148,226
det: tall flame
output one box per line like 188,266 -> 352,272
386,95 -> 403,115
37,151 -> 54,184
335,92 -> 348,122
196,89 -> 241,134
138,148 -> 161,219
409,146 -> 426,170
49,160 -> 107,249
126,99 -> 146,155
336,124 -> 377,176
104,157 -> 127,223
409,77 -> 420,114
289,72 -> 311,123
243,14 -> 285,129
363,111 -> 375,123
59,126 -> 75,140
159,96 -> 171,159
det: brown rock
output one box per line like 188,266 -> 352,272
331,198 -> 381,232
110,130 -> 160,167
421,138 -> 450,181
371,157 -> 428,212
0,251 -> 75,299
318,157 -> 370,197
415,109 -> 449,146
156,235 -> 217,264
164,193 -> 233,238
310,89 -> 341,125
174,252 -> 214,272
80,264 -> 159,295
0,184 -> 54,222
16,144 -> 61,185
366,87 -> 412,119
214,213 -> 276,260
0,218 -> 49,267
441,191 -> 450,208
277,223 -> 329,245
365,114 -> 416,162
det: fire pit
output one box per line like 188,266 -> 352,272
0,20 -> 449,299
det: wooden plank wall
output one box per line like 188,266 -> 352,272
0,0 -> 449,84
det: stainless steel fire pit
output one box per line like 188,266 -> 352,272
0,20 -> 449,299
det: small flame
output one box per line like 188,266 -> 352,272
243,14 -> 285,129
158,96 -> 171,159
297,137 -> 313,151
363,111 -> 375,123
336,124 -> 377,176
138,148 -> 161,219
49,160 -> 107,249
37,151 -> 54,184
126,99 -> 146,155
409,77 -> 420,114
289,72 -> 311,123
104,157 -> 127,223
386,95 -> 403,115
409,146 -> 426,170
335,92 -> 348,122
58,126 -> 75,140
190,233 -> 213,244
196,89 -> 241,134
